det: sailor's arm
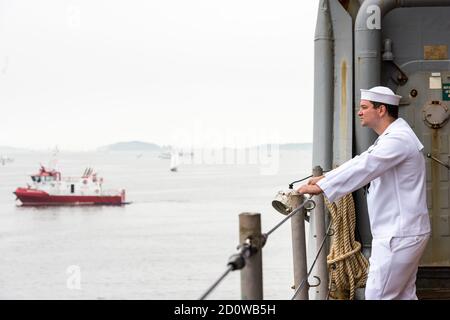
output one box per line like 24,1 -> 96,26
297,151 -> 366,194
301,134 -> 412,202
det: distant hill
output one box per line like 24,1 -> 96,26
280,143 -> 312,150
97,141 -> 162,152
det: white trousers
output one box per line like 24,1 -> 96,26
365,233 -> 430,300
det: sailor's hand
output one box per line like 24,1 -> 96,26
307,175 -> 325,185
297,184 -> 323,196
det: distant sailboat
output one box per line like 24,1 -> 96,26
170,150 -> 180,172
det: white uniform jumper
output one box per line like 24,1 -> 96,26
317,118 -> 431,299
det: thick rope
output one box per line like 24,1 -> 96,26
325,194 -> 369,300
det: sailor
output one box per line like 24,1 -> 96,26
298,86 -> 431,300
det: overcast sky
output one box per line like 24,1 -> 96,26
0,0 -> 318,151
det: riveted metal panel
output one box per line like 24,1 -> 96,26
440,156 -> 449,181
440,134 -> 449,154
427,186 -> 433,209
423,133 -> 432,159
440,186 -> 449,208
439,215 -> 450,236
426,161 -> 432,183
395,69 -> 450,266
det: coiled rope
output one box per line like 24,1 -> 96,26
325,194 -> 369,300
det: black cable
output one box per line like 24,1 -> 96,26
198,265 -> 233,300
288,171 -> 330,189
199,242 -> 252,300
291,222 -> 333,300
288,175 -> 312,189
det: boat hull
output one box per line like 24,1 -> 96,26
14,188 -> 125,206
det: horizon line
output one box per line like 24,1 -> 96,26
0,141 -> 313,152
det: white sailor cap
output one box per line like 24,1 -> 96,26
360,86 -> 402,106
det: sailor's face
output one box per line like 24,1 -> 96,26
358,100 -> 379,128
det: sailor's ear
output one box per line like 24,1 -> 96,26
378,104 -> 387,116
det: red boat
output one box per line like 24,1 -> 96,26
14,166 -> 127,206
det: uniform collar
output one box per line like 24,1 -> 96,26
378,118 -> 423,150
379,118 -> 401,137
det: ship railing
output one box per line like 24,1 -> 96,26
199,166 -> 332,300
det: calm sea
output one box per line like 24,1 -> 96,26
0,148 -> 312,299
